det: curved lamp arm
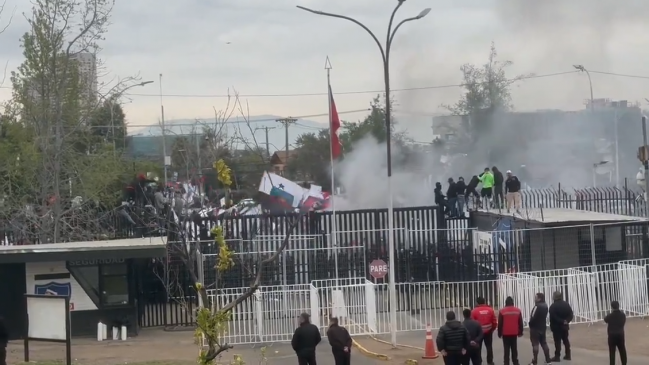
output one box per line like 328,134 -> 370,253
385,1 -> 405,62
388,8 -> 431,50
296,5 -> 386,65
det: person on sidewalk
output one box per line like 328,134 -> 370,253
437,311 -> 469,365
471,297 -> 497,365
291,313 -> 321,365
498,296 -> 524,365
462,308 -> 484,365
326,317 -> 352,365
604,301 -> 627,365
549,291 -> 573,362
528,293 -> 552,365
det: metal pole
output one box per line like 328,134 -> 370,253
642,116 -> 649,211
196,132 -> 203,208
276,118 -> 297,176
326,56 -> 339,283
615,112 -> 620,187
589,223 -> 597,267
265,127 -> 270,157
159,73 -> 168,185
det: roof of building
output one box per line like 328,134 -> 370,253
477,207 -> 648,224
0,237 -> 167,263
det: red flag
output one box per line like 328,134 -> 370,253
329,85 -> 342,160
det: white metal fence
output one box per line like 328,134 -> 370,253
198,259 -> 648,346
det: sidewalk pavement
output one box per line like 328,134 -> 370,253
364,331 -> 649,364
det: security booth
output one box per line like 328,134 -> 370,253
0,238 -> 166,340
469,208 -> 649,273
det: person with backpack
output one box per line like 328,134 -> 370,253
498,297 -> 524,365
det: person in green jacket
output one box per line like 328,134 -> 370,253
479,167 -> 494,207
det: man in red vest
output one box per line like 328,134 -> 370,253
498,296 -> 524,365
471,297 -> 497,365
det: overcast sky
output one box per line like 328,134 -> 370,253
1,0 -> 649,139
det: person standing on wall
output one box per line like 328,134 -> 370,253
326,317 -> 352,365
292,313 -> 321,365
478,168 -> 494,209
505,170 -> 522,213
528,293 -> 552,365
462,308 -> 484,365
471,297 -> 497,365
498,296 -> 524,365
604,301 -> 627,365
492,166 -> 504,209
447,178 -> 458,217
549,291 -> 573,362
0,316 -> 7,365
455,177 -> 467,216
436,311 -> 469,365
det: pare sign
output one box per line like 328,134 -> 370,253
369,259 -> 388,279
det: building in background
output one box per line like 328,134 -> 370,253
70,52 -> 98,101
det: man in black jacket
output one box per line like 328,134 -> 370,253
505,171 -> 522,213
604,301 -> 627,365
292,313 -> 322,365
434,182 -> 450,216
462,309 -> 484,365
529,293 -> 551,365
456,177 -> 467,216
492,166 -> 504,209
326,317 -> 352,365
436,311 -> 469,365
447,178 -> 458,217
549,291 -> 573,361
0,316 -> 7,365
466,176 -> 482,209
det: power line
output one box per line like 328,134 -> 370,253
119,70 -> 581,98
4,69 -> 649,99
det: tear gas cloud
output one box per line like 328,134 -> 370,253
331,1 -> 649,209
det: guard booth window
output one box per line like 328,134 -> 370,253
67,259 -> 130,308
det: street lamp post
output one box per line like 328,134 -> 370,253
109,81 -> 154,154
297,0 -> 430,347
573,65 -> 594,111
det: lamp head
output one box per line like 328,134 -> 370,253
417,8 -> 431,19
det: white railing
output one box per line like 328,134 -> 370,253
197,259 -> 649,346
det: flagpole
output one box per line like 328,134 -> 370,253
326,56 -> 339,283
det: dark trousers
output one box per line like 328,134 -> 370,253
552,328 -> 571,357
297,353 -> 317,365
0,346 -> 5,365
443,353 -> 464,365
502,336 -> 519,365
608,334 -> 627,365
331,349 -> 350,365
463,349 -> 482,365
493,185 -> 504,207
483,331 -> 494,364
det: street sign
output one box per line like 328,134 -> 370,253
369,259 -> 388,279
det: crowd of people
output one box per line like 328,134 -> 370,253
435,166 -> 523,217
435,292 -> 628,365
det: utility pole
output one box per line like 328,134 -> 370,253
159,73 -> 168,185
255,126 -> 276,157
276,118 -> 297,175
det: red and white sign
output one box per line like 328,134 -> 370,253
369,259 -> 388,279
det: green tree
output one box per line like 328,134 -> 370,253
89,97 -> 127,151
441,42 -> 532,141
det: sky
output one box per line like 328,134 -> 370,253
2,0 -> 649,142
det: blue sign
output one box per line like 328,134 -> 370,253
35,282 -> 71,296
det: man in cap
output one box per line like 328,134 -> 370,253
292,313 -> 321,365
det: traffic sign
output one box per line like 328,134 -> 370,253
369,259 -> 388,279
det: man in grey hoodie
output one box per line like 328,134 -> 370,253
528,293 -> 552,365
